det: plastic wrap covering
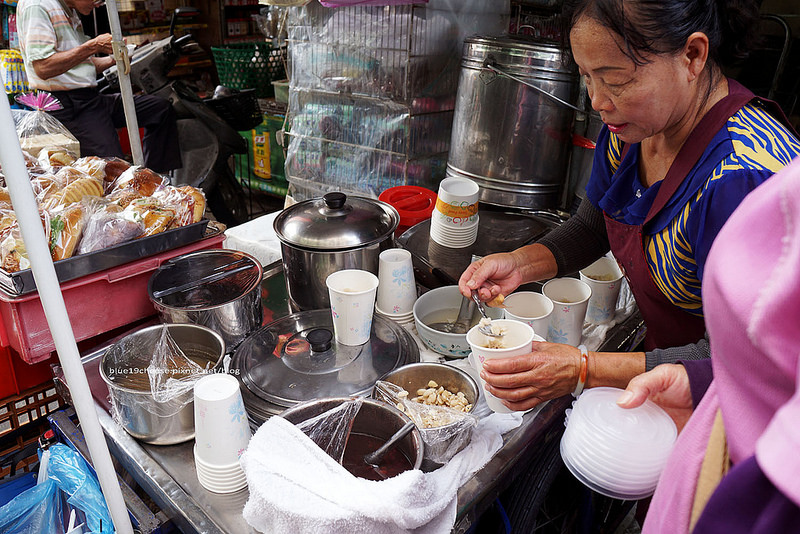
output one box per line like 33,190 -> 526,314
77,198 -> 144,255
374,380 -> 476,464
284,0 -> 509,201
147,326 -> 210,406
295,397 -> 364,464
0,443 -> 114,534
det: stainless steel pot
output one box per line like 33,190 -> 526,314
99,324 -> 225,445
280,396 -> 424,473
148,249 -> 263,351
448,36 -> 580,209
274,192 -> 399,311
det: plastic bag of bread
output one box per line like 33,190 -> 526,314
102,157 -> 131,191
48,203 -> 85,261
71,155 -> 106,181
110,165 -> 167,197
77,198 -> 144,255
42,168 -> 103,211
37,146 -> 78,171
0,222 -> 29,273
152,185 -> 206,227
123,197 -> 175,237
15,92 -> 80,158
29,172 -> 62,202
107,188 -> 143,209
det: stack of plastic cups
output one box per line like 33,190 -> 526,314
375,248 -> 416,326
429,177 -> 480,248
560,387 -> 678,500
194,373 -> 252,493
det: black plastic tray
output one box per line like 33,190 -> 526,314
0,219 -> 216,296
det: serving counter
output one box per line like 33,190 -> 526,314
59,255 -> 645,534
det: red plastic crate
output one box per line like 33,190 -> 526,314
0,233 -> 225,364
0,347 -> 57,399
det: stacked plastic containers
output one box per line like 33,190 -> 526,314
560,387 -> 678,500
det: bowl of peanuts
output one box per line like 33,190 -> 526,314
375,362 -> 479,467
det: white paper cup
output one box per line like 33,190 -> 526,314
326,269 -> 379,346
193,373 -> 252,469
542,278 -> 592,346
434,177 -> 479,229
503,291 -> 554,339
466,319 -> 535,413
579,257 -> 624,324
376,248 -> 417,315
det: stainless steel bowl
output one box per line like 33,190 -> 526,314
377,362 -> 479,467
280,396 -> 424,474
100,324 -> 225,445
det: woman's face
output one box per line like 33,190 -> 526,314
570,16 -> 692,144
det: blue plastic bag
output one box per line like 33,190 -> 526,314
0,443 -> 115,534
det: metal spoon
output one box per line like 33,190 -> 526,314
363,421 -> 416,467
427,294 -> 475,334
471,290 -> 503,338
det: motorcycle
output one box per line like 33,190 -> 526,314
99,7 -> 255,226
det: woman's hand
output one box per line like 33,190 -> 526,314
479,341 -> 582,411
458,252 -> 524,302
616,364 -> 694,432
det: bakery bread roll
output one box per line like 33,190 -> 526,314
0,187 -> 10,204
38,146 -> 77,170
107,189 -> 144,209
154,185 -> 206,227
112,166 -> 165,196
54,166 -> 93,187
72,156 -> 106,181
49,204 -> 84,261
103,157 -> 131,184
42,177 -> 103,210
30,173 -> 62,199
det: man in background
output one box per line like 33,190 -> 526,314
17,0 -> 181,173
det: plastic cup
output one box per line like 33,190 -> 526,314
579,257 -> 624,324
466,319 -> 535,413
542,278 -> 591,346
376,248 -> 417,316
326,269 -> 379,346
193,373 -> 252,472
503,291 -> 554,339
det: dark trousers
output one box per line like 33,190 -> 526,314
48,87 -> 182,173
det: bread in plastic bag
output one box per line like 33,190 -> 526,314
15,92 -> 80,158
37,145 -> 77,171
77,197 -> 145,254
123,197 -> 176,236
111,165 -> 167,196
48,202 -> 85,261
71,155 -> 107,181
152,185 -> 207,227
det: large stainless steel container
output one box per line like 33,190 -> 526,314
148,249 -> 263,351
448,36 -> 580,209
274,192 -> 399,311
99,324 -> 225,445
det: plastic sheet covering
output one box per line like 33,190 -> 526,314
374,380 -> 476,464
77,197 -> 144,255
147,326 -> 209,405
0,443 -> 114,534
295,397 -> 364,464
284,0 -> 509,201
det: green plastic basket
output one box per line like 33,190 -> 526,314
211,43 -> 286,99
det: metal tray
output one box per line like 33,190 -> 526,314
0,219 -> 221,296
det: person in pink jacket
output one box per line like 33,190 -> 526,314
617,155 -> 800,533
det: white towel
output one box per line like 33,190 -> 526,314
241,412 -> 522,534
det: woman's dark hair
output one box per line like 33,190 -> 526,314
560,0 -> 761,68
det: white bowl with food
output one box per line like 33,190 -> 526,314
413,285 -> 503,358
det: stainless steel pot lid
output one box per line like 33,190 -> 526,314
231,310 -> 419,413
273,192 -> 399,250
148,249 -> 263,309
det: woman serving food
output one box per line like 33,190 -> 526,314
459,0 -> 800,411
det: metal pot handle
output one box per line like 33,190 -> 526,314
481,59 -> 586,114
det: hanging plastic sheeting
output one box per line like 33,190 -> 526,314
0,77 -> 134,534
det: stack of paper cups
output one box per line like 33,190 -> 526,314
430,176 -> 479,248
375,248 -> 416,326
193,373 -> 251,493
